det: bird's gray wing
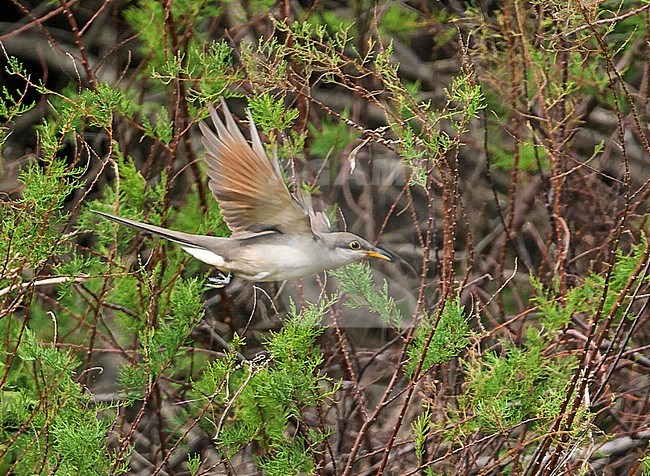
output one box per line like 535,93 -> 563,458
199,100 -> 313,238
294,189 -> 331,236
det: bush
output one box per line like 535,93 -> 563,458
1,1 -> 649,474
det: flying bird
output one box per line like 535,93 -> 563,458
94,100 -> 391,287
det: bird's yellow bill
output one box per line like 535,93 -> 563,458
363,249 -> 392,261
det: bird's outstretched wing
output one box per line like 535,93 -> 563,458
199,100 -> 314,238
294,188 -> 331,236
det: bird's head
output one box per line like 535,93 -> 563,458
324,232 -> 392,264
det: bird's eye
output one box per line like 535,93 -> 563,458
349,240 -> 361,250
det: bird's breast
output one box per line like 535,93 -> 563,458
226,236 -> 347,281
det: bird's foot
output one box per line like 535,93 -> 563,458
206,271 -> 233,288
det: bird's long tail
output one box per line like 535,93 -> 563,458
91,210 -> 203,249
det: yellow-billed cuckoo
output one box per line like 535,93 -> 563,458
94,100 -> 391,287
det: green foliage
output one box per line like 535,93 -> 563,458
172,186 -> 229,238
20,159 -> 80,215
382,60 -> 485,186
191,333 -> 244,398
272,18 -> 353,70
115,275 -> 206,398
490,141 -> 548,171
116,363 -> 147,403
122,0 -> 238,128
0,62 -> 135,473
147,277 -> 205,375
152,40 -> 237,109
240,38 -> 289,92
609,234 -> 650,300
188,42 -> 237,106
123,0 -> 223,77
379,4 -> 420,39
457,332 -> 578,435
0,58 -> 34,147
0,158 -> 81,277
305,11 -> 356,37
642,453 -> 650,476
437,238 -> 649,443
63,82 -> 133,129
248,93 -> 300,138
80,156 -> 152,253
405,297 -> 471,377
412,409 -> 433,460
441,240 -> 650,438
246,93 -> 308,162
329,263 -> 402,326
309,108 -> 359,159
0,330 -> 127,475
187,453 -> 201,475
32,83 -> 133,160
532,235 -> 650,330
55,252 -> 105,285
233,13 -> 485,190
257,436 -> 319,476
4,1 -> 645,473
141,107 -> 173,144
395,123 -> 428,186
445,72 -> 486,130
192,301 -> 334,468
2,4 -> 458,474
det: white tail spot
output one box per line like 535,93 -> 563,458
181,247 -> 225,267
